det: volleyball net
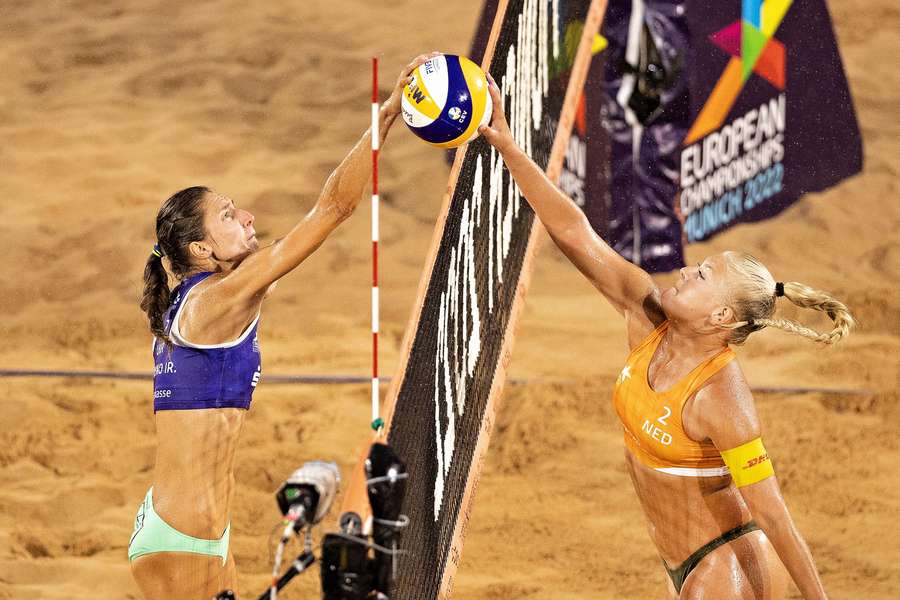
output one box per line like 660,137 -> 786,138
338,1 -> 607,598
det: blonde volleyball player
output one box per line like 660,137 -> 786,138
128,53 -> 438,600
478,78 -> 851,598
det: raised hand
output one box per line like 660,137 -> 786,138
477,73 -> 517,155
382,51 -> 442,117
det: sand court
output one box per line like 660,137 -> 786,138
1,0 -> 898,598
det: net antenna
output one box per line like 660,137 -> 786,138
339,2 -> 608,598
371,56 -> 384,435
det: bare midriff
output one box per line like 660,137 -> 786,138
624,448 -> 754,567
150,408 -> 246,539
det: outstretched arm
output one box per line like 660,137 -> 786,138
478,77 -> 663,342
695,370 -> 829,600
222,53 -> 439,301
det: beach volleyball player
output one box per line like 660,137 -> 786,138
479,79 -> 852,598
127,53 -> 438,599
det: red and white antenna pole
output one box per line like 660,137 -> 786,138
370,56 -> 383,433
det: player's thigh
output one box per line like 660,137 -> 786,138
131,551 -> 235,600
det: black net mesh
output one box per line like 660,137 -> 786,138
387,1 -> 593,597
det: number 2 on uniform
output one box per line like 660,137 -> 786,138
657,406 -> 671,426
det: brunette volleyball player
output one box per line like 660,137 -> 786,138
128,53 -> 439,600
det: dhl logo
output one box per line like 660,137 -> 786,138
744,453 -> 770,469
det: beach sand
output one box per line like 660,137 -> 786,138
0,0 -> 897,597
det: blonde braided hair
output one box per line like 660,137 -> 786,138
718,251 -> 855,345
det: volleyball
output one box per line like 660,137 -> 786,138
401,54 -> 492,148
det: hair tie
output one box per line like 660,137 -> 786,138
775,282 -> 785,297
746,319 -> 755,327
151,243 -> 164,258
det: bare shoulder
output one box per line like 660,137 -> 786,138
690,359 -> 763,449
208,270 -> 267,312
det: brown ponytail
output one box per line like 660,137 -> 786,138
140,186 -> 210,344
140,252 -> 172,342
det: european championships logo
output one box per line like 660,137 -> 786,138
679,0 -> 793,242
686,0 -> 791,144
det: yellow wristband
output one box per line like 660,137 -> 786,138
720,437 -> 774,487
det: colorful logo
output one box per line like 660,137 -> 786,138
573,33 -> 607,137
685,0 -> 792,144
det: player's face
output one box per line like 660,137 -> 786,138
202,192 -> 259,262
661,253 -> 732,325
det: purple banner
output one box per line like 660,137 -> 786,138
599,0 -> 692,271
467,1 -> 861,273
677,0 -> 863,248
598,0 -> 862,272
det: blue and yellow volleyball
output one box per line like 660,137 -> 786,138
401,54 -> 493,148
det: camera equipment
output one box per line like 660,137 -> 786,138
321,443 -> 408,600
215,445 -> 407,600
276,461 -> 341,527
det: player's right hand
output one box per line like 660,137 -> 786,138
478,73 -> 517,155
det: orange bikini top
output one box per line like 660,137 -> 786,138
612,321 -> 735,477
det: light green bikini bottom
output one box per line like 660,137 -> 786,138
128,487 -> 230,565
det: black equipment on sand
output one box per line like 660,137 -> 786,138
320,443 -> 409,600
215,444 -> 407,600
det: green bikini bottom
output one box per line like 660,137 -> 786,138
128,487 -> 230,565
